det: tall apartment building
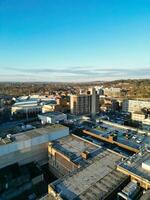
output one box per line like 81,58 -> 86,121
122,99 -> 150,113
70,88 -> 99,116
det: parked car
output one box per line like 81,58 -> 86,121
136,138 -> 142,144
132,135 -> 138,140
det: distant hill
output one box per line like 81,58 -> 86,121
0,79 -> 149,98
102,79 -> 150,98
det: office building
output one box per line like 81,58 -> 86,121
0,98 -> 4,108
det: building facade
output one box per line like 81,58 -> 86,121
11,100 -> 42,118
0,125 -> 69,169
122,99 -> 150,113
131,112 -> 146,122
38,112 -> 67,124
70,88 -> 99,116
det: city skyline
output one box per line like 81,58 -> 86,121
0,0 -> 150,81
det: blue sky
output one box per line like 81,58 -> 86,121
0,0 -> 150,82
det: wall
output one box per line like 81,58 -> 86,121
48,145 -> 79,178
0,127 -> 69,169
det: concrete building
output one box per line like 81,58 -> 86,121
131,111 -> 146,122
70,88 -> 99,116
46,148 -> 128,200
0,125 -> 69,169
12,97 -> 58,118
38,112 -> 67,125
48,134 -> 101,177
89,87 -> 98,117
39,121 -> 150,200
122,99 -> 150,113
83,126 -> 142,154
55,97 -> 69,112
117,148 -> 150,190
70,94 -> 91,115
41,100 -> 57,113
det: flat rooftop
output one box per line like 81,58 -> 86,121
39,112 -> 65,117
117,150 -> 150,182
15,124 -> 67,141
51,134 -> 101,165
84,120 -> 150,151
49,149 -> 127,200
0,124 -> 67,145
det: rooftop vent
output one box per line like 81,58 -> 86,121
81,151 -> 89,160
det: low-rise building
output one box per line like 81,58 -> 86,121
117,149 -> 150,190
41,100 -> 57,113
11,100 -> 42,118
48,134 -> 101,177
38,112 -> 67,125
47,147 -> 128,200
